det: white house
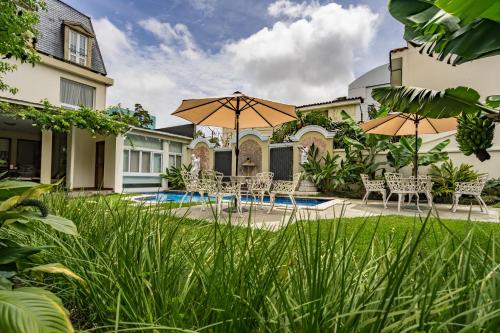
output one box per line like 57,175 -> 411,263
0,0 -> 191,192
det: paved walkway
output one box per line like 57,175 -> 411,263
171,198 -> 500,230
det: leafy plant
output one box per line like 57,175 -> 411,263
271,111 -> 336,143
0,179 -> 79,332
456,111 -> 495,161
428,160 -> 479,198
0,0 -> 45,94
161,164 -> 192,189
372,86 -> 498,119
388,0 -> 500,65
301,144 -> 340,192
1,100 -> 130,136
387,136 -> 450,173
339,111 -> 391,180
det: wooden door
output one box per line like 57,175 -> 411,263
95,141 -> 105,188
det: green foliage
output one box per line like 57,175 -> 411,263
271,111 -> 336,143
339,111 -> 391,180
160,164 -> 192,189
372,85 -> 498,119
132,103 -> 153,128
387,136 -> 450,172
0,179 -> 78,332
388,0 -> 500,65
0,287 -> 74,333
428,160 -> 478,198
456,111 -> 495,161
0,0 -> 44,94
21,192 -> 500,331
1,100 -> 130,136
301,144 -> 340,192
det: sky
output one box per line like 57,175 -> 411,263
65,0 -> 404,127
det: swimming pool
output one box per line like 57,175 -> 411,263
134,191 -> 334,209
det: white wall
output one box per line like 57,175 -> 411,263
348,63 -> 390,121
1,55 -> 111,109
394,45 -> 500,98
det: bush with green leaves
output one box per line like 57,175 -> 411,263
387,136 -> 450,173
0,177 -> 79,333
160,164 -> 192,189
271,111 -> 337,143
428,160 -> 479,198
339,111 -> 391,181
301,144 -> 340,192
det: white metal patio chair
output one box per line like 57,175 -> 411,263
451,174 -> 489,213
360,174 -> 387,208
384,173 -> 420,212
247,172 -> 274,208
216,178 -> 243,215
416,175 -> 433,206
267,173 -> 302,213
198,170 -> 223,210
180,170 -> 200,205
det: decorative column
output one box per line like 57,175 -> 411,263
40,130 -> 52,184
113,135 -> 124,193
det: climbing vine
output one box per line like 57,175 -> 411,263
0,100 -> 130,136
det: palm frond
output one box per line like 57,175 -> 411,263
372,85 -> 499,118
389,0 -> 500,65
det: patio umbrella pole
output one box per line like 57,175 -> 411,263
414,117 -> 419,178
235,96 -> 240,177
234,96 -> 240,210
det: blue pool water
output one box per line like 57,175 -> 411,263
136,191 -> 330,207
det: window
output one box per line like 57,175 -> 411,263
153,153 -> 162,173
390,57 -> 403,86
69,30 -> 88,66
130,151 -> 140,173
123,135 -> 164,174
60,78 -> 95,108
123,150 -> 129,172
168,142 -> 183,168
141,152 -> 151,173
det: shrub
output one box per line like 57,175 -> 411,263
160,164 -> 191,189
301,144 -> 340,192
429,160 -> 478,198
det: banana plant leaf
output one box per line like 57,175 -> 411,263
372,85 -> 499,119
387,137 -> 450,171
389,0 -> 500,65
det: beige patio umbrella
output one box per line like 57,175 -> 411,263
360,113 -> 457,177
172,91 -> 297,175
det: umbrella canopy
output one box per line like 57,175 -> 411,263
360,113 -> 457,135
172,91 -> 297,176
172,91 -> 297,129
360,113 -> 457,177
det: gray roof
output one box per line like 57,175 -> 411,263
35,0 -> 107,75
156,124 -> 195,138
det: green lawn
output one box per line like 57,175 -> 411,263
305,215 -> 500,253
17,193 -> 500,332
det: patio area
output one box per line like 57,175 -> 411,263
170,198 -> 500,230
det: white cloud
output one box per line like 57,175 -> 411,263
187,0 -> 217,15
94,1 -> 379,127
268,0 -> 320,18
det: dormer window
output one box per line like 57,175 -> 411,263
63,21 -> 94,68
69,30 -> 87,66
